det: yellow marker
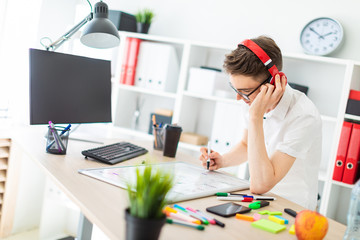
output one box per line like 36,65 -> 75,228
268,215 -> 285,225
164,206 -> 177,213
236,214 -> 254,222
289,224 -> 296,235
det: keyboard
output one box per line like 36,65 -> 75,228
81,142 -> 148,164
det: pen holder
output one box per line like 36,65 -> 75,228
152,126 -> 165,150
46,126 -> 70,154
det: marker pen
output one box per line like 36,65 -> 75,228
284,208 -> 298,217
207,141 -> 211,170
217,196 -> 253,202
166,218 -> 204,230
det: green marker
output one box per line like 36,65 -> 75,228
215,192 -> 248,197
166,218 -> 205,230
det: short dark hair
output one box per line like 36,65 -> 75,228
223,36 -> 283,81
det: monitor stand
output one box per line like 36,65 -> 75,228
67,123 -> 112,145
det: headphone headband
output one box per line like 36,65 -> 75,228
239,39 -> 280,80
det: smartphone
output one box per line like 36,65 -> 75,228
206,202 -> 251,217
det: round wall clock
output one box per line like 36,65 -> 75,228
300,17 -> 344,56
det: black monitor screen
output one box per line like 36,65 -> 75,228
29,48 -> 112,124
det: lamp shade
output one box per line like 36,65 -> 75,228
80,1 -> 120,49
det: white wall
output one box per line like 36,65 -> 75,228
102,0 -> 359,61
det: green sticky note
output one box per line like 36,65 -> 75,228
269,211 -> 282,215
258,210 -> 270,215
251,219 -> 286,234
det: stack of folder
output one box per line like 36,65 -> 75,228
119,37 -> 142,85
332,120 -> 360,184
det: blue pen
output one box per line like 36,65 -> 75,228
47,124 -> 71,151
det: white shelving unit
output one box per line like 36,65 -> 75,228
78,31 -> 358,224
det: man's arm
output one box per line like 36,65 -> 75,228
247,116 -> 296,194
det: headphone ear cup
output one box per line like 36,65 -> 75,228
270,72 -> 287,85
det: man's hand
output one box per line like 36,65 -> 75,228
199,147 -> 224,170
249,74 -> 286,119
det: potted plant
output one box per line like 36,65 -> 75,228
125,163 -> 173,240
135,8 -> 155,34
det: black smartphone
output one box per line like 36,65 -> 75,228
206,202 -> 251,217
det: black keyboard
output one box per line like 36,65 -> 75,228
81,142 -> 148,164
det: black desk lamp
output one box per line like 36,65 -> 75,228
44,1 -> 120,51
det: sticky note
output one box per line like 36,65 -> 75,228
251,219 -> 286,234
274,215 -> 289,224
236,214 -> 254,222
289,224 -> 296,234
259,210 -> 270,215
253,213 -> 262,221
269,211 -> 282,215
269,215 -> 285,225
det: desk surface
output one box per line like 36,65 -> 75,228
13,126 -> 346,240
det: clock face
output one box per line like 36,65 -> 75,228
300,17 -> 344,56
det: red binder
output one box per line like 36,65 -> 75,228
332,121 -> 353,181
342,123 -> 360,184
119,38 -> 132,84
124,38 -> 142,85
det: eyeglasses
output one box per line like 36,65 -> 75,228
229,76 -> 272,101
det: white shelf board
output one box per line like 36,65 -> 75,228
117,84 -> 177,99
183,91 -> 237,104
331,180 -> 354,189
283,52 -> 350,65
321,115 -> 338,123
344,114 -> 360,122
119,31 -> 188,45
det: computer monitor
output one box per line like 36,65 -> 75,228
29,48 -> 112,125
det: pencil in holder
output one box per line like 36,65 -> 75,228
153,126 -> 165,150
46,126 -> 70,154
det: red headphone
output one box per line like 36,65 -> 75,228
239,39 -> 286,85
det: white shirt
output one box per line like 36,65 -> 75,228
241,84 -> 322,210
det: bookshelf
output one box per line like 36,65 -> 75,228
73,31 -> 357,224
0,138 -> 13,237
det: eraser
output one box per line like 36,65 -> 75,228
274,215 -> 289,224
269,211 -> 282,215
236,214 -> 254,222
289,224 -> 296,235
251,219 -> 286,234
253,213 -> 262,221
268,215 -> 285,225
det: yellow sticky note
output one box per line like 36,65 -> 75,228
269,215 -> 285,225
289,224 -> 296,235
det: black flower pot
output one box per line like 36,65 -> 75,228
136,22 -> 151,34
125,208 -> 166,240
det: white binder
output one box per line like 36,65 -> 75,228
135,42 -> 179,92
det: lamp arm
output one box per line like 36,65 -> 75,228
46,13 -> 93,51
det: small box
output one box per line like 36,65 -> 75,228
187,67 -> 230,96
155,108 -> 173,117
346,90 -> 360,116
180,132 -> 208,146
108,11 -> 137,32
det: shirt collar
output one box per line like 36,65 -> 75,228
264,84 -> 292,120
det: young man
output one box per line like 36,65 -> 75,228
199,36 -> 322,210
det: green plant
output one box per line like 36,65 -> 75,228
127,164 -> 173,219
135,8 -> 155,24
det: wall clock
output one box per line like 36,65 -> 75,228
300,17 -> 344,56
